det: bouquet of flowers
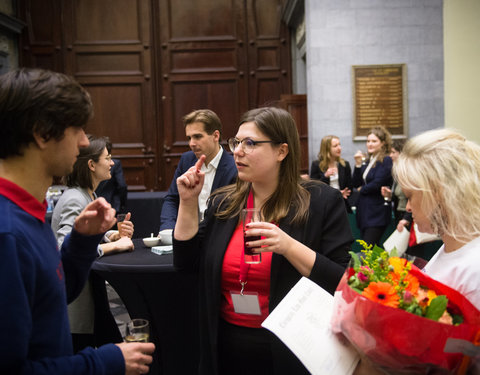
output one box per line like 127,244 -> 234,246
331,241 -> 480,374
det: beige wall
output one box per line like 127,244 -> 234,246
444,0 -> 480,143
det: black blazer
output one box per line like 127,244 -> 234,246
352,156 -> 393,230
173,181 -> 352,374
310,160 -> 353,212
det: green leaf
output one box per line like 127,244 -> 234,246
426,295 -> 448,321
390,247 -> 398,257
372,244 -> 384,258
349,251 -> 361,270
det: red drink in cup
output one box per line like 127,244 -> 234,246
241,208 -> 262,264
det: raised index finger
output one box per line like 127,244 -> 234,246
194,155 -> 206,172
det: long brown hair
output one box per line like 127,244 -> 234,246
212,107 -> 310,225
317,135 -> 346,172
367,125 -> 392,163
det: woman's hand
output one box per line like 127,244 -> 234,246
118,212 -> 134,238
397,219 -> 410,232
100,237 -> 134,256
354,150 -> 365,167
341,187 -> 351,199
113,236 -> 134,252
325,167 -> 338,177
245,221 -> 316,277
380,186 -> 392,199
109,212 -> 135,240
176,155 -> 206,203
244,221 -> 293,256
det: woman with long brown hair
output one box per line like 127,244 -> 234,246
310,135 -> 352,212
352,125 -> 393,246
173,107 -> 352,375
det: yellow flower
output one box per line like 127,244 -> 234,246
416,287 -> 437,307
388,257 -> 408,275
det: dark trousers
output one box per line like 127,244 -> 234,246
218,319 -> 275,375
361,226 -> 386,247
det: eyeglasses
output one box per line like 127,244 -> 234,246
228,137 -> 277,154
104,154 -> 112,162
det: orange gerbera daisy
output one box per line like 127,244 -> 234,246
362,281 -> 400,308
403,273 -> 420,294
389,272 -> 420,295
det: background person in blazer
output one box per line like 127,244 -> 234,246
159,109 -> 237,232
174,107 -> 352,375
310,134 -> 353,212
352,125 -> 393,247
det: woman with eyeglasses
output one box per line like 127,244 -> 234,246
51,135 -> 134,352
174,107 -> 352,375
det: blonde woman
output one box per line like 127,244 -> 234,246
393,128 -> 480,311
310,135 -> 352,212
352,126 -> 393,246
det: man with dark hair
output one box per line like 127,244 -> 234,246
0,68 -> 154,374
159,109 -> 237,233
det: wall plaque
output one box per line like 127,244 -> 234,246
352,64 -> 407,140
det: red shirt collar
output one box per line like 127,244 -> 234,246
0,177 -> 48,223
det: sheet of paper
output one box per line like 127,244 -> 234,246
262,277 -> 359,375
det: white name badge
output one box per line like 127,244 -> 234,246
230,291 -> 261,315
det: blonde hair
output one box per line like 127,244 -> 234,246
317,135 -> 346,172
393,128 -> 480,244
367,126 -> 392,163
212,107 -> 310,225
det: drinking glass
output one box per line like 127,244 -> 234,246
241,208 -> 262,264
125,318 -> 150,343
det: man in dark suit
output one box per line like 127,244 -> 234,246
159,109 -> 237,232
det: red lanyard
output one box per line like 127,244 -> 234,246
239,189 -> 254,294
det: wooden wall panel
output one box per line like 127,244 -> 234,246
158,0 -> 248,188
280,94 -> 308,174
19,0 -> 294,191
63,0 -> 158,191
19,0 -> 63,71
246,0 -> 290,108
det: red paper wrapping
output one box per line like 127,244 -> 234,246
331,265 -> 480,374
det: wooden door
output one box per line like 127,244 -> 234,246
279,94 -> 308,174
156,0 -> 291,188
18,0 -> 64,72
246,0 -> 291,109
62,0 -> 157,191
156,0 -> 249,188
19,0 -> 292,191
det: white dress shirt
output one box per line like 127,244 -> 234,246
198,146 -> 223,221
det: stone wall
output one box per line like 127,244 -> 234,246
305,0 -> 444,165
